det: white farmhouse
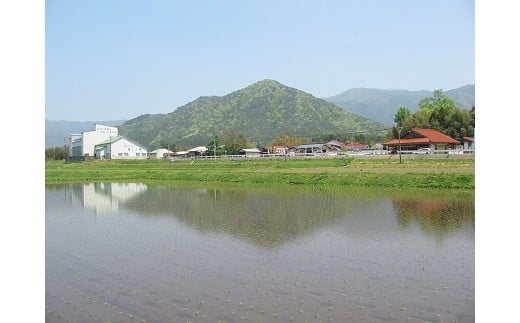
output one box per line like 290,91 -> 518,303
68,124 -> 118,158
94,136 -> 148,159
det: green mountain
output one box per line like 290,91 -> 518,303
323,85 -> 475,126
120,80 -> 387,149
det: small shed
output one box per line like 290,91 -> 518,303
175,151 -> 189,157
239,148 -> 261,157
187,146 -> 208,157
271,145 -> 288,155
149,148 -> 174,159
345,141 -> 369,151
294,143 -> 335,154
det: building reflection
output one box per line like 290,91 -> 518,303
65,183 -> 148,214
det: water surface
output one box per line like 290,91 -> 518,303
46,183 -> 474,322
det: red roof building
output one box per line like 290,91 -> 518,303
345,141 -> 369,150
326,140 -> 345,150
383,128 -> 460,152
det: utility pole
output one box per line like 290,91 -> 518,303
397,126 -> 403,164
284,136 -> 288,162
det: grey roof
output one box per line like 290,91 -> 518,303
150,148 -> 174,154
94,136 -> 122,146
188,146 -> 208,152
295,143 -> 326,149
94,136 -> 148,150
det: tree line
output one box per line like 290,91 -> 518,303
392,89 -> 475,141
45,147 -> 68,161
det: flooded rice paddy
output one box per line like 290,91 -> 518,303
46,183 -> 474,322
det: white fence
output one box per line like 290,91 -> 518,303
170,149 -> 474,161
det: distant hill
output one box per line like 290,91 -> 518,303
45,120 -> 126,148
444,85 -> 475,108
323,85 -> 475,126
119,80 -> 387,149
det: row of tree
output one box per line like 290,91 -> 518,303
45,147 -> 68,161
392,89 -> 475,141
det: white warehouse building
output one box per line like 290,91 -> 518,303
94,136 -> 148,159
68,124 -> 119,158
68,123 -> 148,160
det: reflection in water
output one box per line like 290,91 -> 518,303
46,183 -> 474,322
59,183 -> 474,247
131,187 -> 385,248
64,182 -> 148,214
394,199 -> 475,241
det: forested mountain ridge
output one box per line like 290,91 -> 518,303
324,85 -> 475,126
119,80 -> 387,149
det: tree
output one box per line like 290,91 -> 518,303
221,129 -> 253,155
389,90 -> 475,141
206,136 -> 226,156
394,106 -> 411,127
45,147 -> 68,161
442,108 -> 475,141
402,108 -> 432,129
269,136 -> 310,148
159,142 -> 176,152
418,89 -> 457,129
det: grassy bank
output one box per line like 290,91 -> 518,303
45,156 -> 475,193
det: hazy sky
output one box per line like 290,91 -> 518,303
45,0 -> 475,121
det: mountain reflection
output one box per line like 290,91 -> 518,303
129,187 -> 367,248
55,183 -> 474,248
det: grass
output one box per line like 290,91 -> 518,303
45,155 -> 475,194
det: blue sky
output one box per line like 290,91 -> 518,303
45,0 -> 475,121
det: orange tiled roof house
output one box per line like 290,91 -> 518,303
383,128 -> 460,153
